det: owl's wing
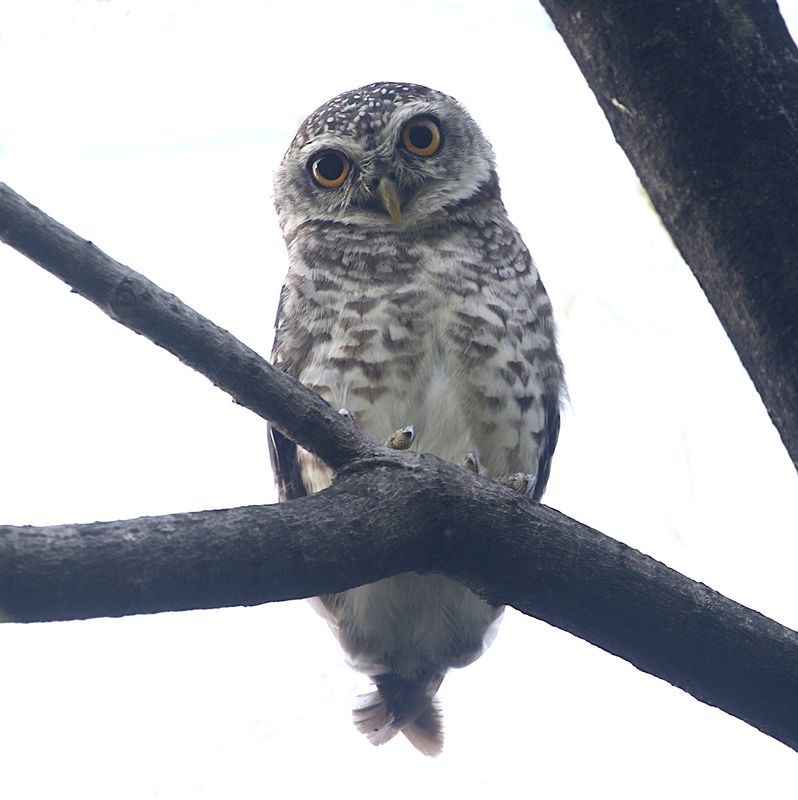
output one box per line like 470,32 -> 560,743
531,388 -> 560,502
268,283 -> 310,502
268,423 -> 307,501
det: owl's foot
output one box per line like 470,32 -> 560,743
338,407 -> 357,423
463,450 -> 536,496
384,425 -> 415,450
495,472 -> 538,497
462,450 -> 481,474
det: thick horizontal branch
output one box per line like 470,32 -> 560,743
0,182 -> 376,471
2,451 -> 797,751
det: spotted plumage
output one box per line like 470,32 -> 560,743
269,82 -> 564,755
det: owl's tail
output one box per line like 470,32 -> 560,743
352,673 -> 445,757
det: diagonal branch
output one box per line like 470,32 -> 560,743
0,182 -> 377,471
1,182 -> 798,753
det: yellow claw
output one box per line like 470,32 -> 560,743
385,425 -> 415,450
462,450 -> 480,474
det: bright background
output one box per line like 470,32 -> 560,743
1,2 -> 797,797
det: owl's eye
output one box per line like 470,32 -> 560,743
401,116 -> 442,156
310,151 -> 351,188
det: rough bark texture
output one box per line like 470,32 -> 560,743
2,450 -> 798,750
539,0 -> 798,472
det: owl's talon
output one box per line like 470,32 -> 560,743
462,450 -> 481,474
495,472 -> 538,497
338,408 -> 357,423
385,425 -> 415,450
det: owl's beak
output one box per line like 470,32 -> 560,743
378,177 -> 402,224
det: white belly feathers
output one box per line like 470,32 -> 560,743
294,253 -> 544,679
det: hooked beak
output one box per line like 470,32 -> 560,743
378,177 -> 402,224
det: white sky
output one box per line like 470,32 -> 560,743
1,1 -> 797,797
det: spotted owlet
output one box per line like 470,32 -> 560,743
269,82 -> 563,755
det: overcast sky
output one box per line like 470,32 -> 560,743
1,2 -> 797,798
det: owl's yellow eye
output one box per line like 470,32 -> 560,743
310,151 -> 351,188
401,117 -> 441,156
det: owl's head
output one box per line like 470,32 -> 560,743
274,82 -> 497,236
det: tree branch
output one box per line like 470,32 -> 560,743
538,0 -> 798,472
1,182 -> 797,753
0,183 -> 376,471
2,451 -> 798,750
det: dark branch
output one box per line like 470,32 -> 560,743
538,0 -> 798,472
2,451 -> 797,750
1,178 -> 797,753
0,182 -> 377,471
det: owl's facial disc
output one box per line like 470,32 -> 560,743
275,83 -> 497,236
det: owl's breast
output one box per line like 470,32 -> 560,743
295,254 -> 549,480
298,283 -> 448,446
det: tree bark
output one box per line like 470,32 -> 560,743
1,182 -> 797,750
538,0 -> 798,472
2,450 -> 798,751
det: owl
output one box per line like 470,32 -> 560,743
269,82 -> 563,755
